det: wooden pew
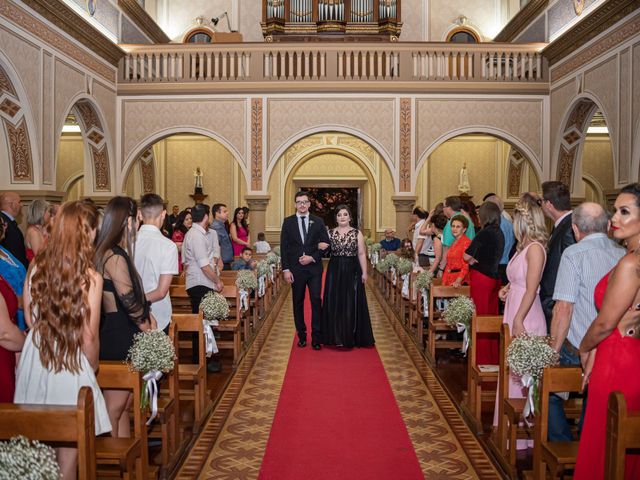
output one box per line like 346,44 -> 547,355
606,391 -> 640,479
95,362 -> 148,480
532,366 -> 582,480
425,280 -> 470,362
218,285 -> 244,366
169,284 -> 192,314
465,314 -> 502,434
0,387 -> 96,480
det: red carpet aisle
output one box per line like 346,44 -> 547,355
258,292 -> 423,480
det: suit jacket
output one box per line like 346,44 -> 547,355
280,214 -> 330,274
0,211 -> 28,268
540,213 -> 575,319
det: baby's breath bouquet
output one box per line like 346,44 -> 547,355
415,270 -> 434,316
364,236 -> 374,247
370,242 -> 382,265
265,252 -> 278,265
0,436 -> 60,480
200,291 -> 229,323
384,252 -> 399,267
272,246 -> 281,257
126,329 -> 176,423
256,260 -> 269,297
396,257 -> 413,298
236,270 -> 256,311
507,333 -> 559,418
375,257 -> 390,273
442,296 -> 475,355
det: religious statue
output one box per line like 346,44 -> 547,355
194,167 -> 203,194
458,162 -> 471,195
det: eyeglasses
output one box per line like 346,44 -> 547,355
295,200 -> 310,205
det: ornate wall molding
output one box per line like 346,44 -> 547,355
251,98 -> 263,191
493,0 -> 549,42
140,148 -> 155,193
0,0 -> 118,82
91,144 -> 110,191
74,99 -> 111,191
399,98 -> 411,192
117,0 -> 170,44
507,148 -> 526,197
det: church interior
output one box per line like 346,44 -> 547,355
1,0 -> 640,478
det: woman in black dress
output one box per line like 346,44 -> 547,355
321,205 -> 375,348
94,196 -> 155,437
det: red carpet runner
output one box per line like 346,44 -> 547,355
258,290 -> 423,479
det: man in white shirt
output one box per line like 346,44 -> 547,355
412,207 -> 431,267
134,194 -> 179,333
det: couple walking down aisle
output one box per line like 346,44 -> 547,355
280,191 -> 375,350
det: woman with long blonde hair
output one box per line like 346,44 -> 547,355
14,200 -> 111,479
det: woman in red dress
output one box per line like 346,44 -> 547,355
171,210 -> 192,273
230,207 -> 250,257
442,215 -> 471,287
0,275 -> 25,402
575,184 -> 640,479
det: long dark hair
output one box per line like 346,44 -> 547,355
232,207 -> 248,233
94,196 -> 138,272
174,209 -> 192,234
621,183 -> 640,207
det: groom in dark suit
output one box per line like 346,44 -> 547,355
280,191 -> 330,350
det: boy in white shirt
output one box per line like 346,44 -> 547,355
253,232 -> 271,254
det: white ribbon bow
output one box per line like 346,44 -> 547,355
421,289 -> 429,317
143,370 -> 163,425
258,275 -> 266,297
371,251 -> 379,265
521,374 -> 536,424
203,320 -> 219,357
239,288 -> 249,311
390,267 -> 397,286
401,274 -> 410,298
456,322 -> 470,355
269,264 -> 275,283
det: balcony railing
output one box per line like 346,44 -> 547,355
118,42 -> 547,90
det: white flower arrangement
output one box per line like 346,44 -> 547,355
442,296 -> 476,354
396,257 -> 413,276
272,246 -> 281,257
236,270 -> 257,290
375,257 -> 390,273
364,236 -> 374,247
256,260 -> 270,277
265,252 -> 278,265
370,243 -> 382,253
415,271 -> 434,291
384,252 -> 399,267
0,436 -> 60,480
200,291 -> 229,321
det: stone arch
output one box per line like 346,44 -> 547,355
0,53 -> 39,185
121,126 -> 248,193
266,125 -> 397,190
553,93 -> 615,192
414,126 -> 541,192
56,94 -> 115,194
506,146 -> 540,199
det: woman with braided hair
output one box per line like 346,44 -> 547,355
492,194 -> 548,449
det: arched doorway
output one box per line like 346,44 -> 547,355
56,113 -> 84,201
580,110 -> 614,207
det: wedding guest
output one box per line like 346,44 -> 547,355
24,199 -> 50,262
412,207 -> 431,267
14,201 -> 111,478
379,228 -> 401,251
168,205 -> 180,227
548,202 -> 624,442
172,210 -> 192,273
441,215 -> 471,287
540,181 -> 575,329
230,207 -> 250,256
0,192 -> 27,268
0,275 -> 24,402
425,213 -> 447,277
253,232 -> 271,254
493,198 -> 548,449
485,194 -> 516,284
232,247 -> 257,271
441,196 -> 476,273
94,196 -> 155,438
399,238 -> 415,262
575,184 -> 640,479
0,218 -> 26,330
461,198 -> 481,230
134,194 -> 179,335
464,201 -> 504,364
211,203 -> 234,270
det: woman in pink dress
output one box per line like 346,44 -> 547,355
575,184 -> 640,479
171,210 -> 192,273
230,207 -> 250,257
493,198 -> 548,449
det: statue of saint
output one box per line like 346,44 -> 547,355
194,167 -> 203,194
458,162 -> 471,194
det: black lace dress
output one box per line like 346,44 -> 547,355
321,228 -> 375,347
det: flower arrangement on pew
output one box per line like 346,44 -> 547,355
200,292 -> 229,358
385,252 -> 399,285
442,296 -> 475,355
415,270 -> 434,316
375,256 -> 390,273
507,334 -> 559,421
364,236 -> 373,257
265,252 -> 279,282
256,260 -> 270,297
0,436 -> 60,479
236,269 -> 257,312
126,329 -> 176,423
396,257 -> 413,298
370,242 -> 382,265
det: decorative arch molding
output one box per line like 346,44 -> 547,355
582,173 -> 605,205
554,93 -> 616,191
266,125 -> 397,191
139,148 -> 155,194
506,147 -> 530,198
121,126 -> 248,193
414,126 -> 541,192
60,170 -> 84,193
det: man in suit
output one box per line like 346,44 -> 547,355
0,191 -> 28,268
540,181 -> 575,330
280,191 -> 330,350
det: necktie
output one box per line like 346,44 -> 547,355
300,216 -> 307,243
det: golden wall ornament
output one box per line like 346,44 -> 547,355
573,0 -> 585,15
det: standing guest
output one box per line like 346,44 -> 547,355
230,207 -> 250,257
441,196 -> 476,273
540,181 -> 575,329
464,202 -> 505,364
441,215 -> 472,287
425,213 -> 447,277
168,205 -> 180,227
548,202 -> 624,442
14,201 -> 111,478
24,199 -> 51,262
379,228 -> 401,251
0,276 -> 24,402
94,196 -> 155,438
0,218 -> 26,330
171,210 -> 192,273
134,194 -> 179,335
412,207 -> 431,267
461,199 -> 481,230
575,185 -> 640,480
493,198 -> 548,449
211,203 -> 234,270
231,247 -> 257,270
0,192 -> 27,268
485,194 -> 516,285
399,238 -> 415,262
253,232 -> 271,254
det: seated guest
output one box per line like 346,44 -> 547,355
232,247 -> 257,271
172,210 -> 192,273
0,218 -> 26,330
253,232 -> 271,254
380,228 -> 401,251
0,275 -> 24,402
25,199 -> 50,262
442,215 -> 471,287
399,238 -> 415,262
0,192 -> 28,268
14,201 -> 111,478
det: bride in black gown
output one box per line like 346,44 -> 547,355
321,205 -> 375,347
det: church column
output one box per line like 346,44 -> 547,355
392,196 -> 417,239
245,195 -> 270,241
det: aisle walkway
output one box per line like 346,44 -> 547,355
180,288 -> 502,479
